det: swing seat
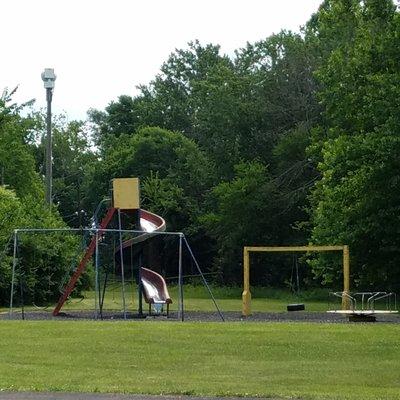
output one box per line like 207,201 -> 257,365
287,303 -> 305,311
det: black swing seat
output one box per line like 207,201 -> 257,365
287,303 -> 305,311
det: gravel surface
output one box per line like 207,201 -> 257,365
1,310 -> 399,323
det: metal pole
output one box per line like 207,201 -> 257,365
13,227 -> 183,235
19,263 -> 25,321
178,233 -> 184,321
100,271 -> 109,318
138,253 -> 143,316
342,245 -> 350,310
45,87 -> 53,207
182,235 -> 224,321
94,230 -> 99,320
9,231 -> 18,318
117,209 -> 127,319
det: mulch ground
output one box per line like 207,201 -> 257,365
1,310 -> 399,323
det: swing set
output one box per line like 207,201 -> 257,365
242,245 -> 350,316
242,245 -> 397,321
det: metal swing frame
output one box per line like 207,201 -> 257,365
8,228 -> 224,321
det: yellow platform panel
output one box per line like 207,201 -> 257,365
112,178 -> 140,209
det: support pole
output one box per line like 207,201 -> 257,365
183,236 -> 224,321
97,256 -> 103,320
100,271 -> 108,319
342,245 -> 350,310
94,230 -> 99,320
178,233 -> 184,321
135,208 -> 143,316
19,262 -> 25,321
242,247 -> 251,317
9,230 -> 18,318
138,253 -> 143,316
117,209 -> 127,319
45,87 -> 53,207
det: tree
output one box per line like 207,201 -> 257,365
0,186 -> 83,305
310,133 -> 400,290
0,187 -> 23,303
89,41 -> 241,178
304,0 -> 361,65
0,91 -> 43,199
84,126 -> 214,232
89,42 -> 230,142
201,161 -> 296,283
85,34 -> 324,284
34,117 -> 97,227
0,93 -> 88,305
235,31 -> 320,139
308,0 -> 400,290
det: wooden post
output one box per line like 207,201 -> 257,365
242,247 -> 251,316
342,245 -> 350,310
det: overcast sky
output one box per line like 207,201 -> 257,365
1,0 -> 323,121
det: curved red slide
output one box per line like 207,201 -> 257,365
53,208 -> 168,316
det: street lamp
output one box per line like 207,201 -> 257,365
41,68 -> 56,207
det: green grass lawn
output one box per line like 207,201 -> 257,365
59,285 -> 330,313
0,320 -> 399,399
0,285 -> 333,314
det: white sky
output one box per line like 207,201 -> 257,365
1,0 -> 323,121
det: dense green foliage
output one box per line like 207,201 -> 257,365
0,94 -> 81,304
309,0 -> 400,290
0,91 -> 43,199
85,126 -> 213,232
0,188 -> 23,303
2,0 -> 400,297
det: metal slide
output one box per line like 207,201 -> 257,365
53,208 -> 167,316
141,267 -> 172,314
117,209 -> 172,314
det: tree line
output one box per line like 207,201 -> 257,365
1,0 -> 400,304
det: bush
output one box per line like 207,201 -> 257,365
0,188 -> 24,303
0,190 -> 84,305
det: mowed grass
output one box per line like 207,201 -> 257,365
0,320 -> 400,399
1,285 -> 332,314
54,285 -> 332,313
4,285 -> 393,316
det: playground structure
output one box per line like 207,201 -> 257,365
51,177 -> 173,317
242,245 -> 398,321
328,291 -> 398,322
6,178 -> 397,322
242,245 -> 350,316
8,178 -> 224,321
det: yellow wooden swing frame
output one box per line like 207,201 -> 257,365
242,245 -> 350,316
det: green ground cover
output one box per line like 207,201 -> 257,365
1,286 -> 334,314
60,285 -> 330,313
0,321 -> 399,399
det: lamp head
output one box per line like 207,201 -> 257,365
41,68 -> 56,89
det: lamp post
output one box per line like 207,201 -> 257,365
41,68 -> 56,207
